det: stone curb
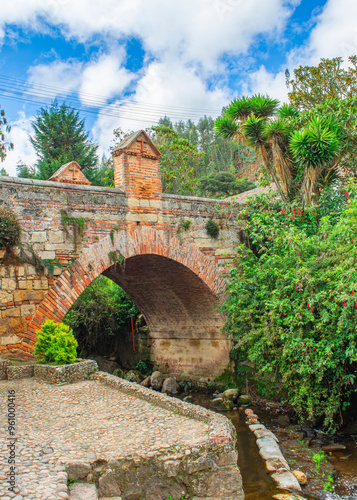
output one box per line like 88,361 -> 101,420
93,371 -> 235,446
0,358 -> 98,383
245,409 -> 302,492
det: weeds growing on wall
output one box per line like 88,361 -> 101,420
205,219 -> 220,239
225,184 -> 357,430
0,206 -> 21,248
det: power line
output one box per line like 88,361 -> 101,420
0,74 -> 222,122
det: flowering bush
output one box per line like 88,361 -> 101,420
225,185 -> 357,430
34,320 -> 78,365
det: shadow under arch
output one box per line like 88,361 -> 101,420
27,227 -> 230,378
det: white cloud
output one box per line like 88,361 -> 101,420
92,58 -> 231,154
243,66 -> 289,102
2,0 -> 298,67
27,60 -> 83,97
1,112 -> 36,176
79,52 -> 134,106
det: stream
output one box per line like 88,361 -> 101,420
188,394 -> 357,499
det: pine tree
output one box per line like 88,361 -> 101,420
30,102 -> 98,181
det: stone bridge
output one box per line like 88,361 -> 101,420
0,131 -> 242,378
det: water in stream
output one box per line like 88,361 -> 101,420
192,394 -> 357,499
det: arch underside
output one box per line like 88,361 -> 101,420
28,229 -> 230,378
103,254 -> 229,378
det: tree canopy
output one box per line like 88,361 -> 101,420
30,101 -> 99,181
0,105 -> 13,163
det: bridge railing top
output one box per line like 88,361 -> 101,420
0,175 -> 125,195
162,192 -> 231,204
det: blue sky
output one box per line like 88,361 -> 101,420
0,0 -> 356,175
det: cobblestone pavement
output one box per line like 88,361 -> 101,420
0,379 -> 209,499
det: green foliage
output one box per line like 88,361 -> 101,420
177,219 -> 191,234
34,320 -> 78,365
0,105 -> 13,162
152,125 -> 203,195
287,56 -> 357,110
0,206 -> 21,247
61,211 -> 88,235
200,172 -> 256,198
135,360 -> 152,375
30,101 -> 99,181
216,92 -> 343,206
205,219 -> 220,239
225,186 -> 357,430
64,275 -> 139,356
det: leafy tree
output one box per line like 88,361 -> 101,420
0,168 -> 8,176
200,172 -> 256,198
16,162 -> 37,179
286,56 -> 357,110
151,125 -> 203,195
64,275 -> 139,357
30,101 -> 98,181
0,105 -> 13,162
225,186 -> 357,430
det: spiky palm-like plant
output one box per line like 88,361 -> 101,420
290,117 -> 340,205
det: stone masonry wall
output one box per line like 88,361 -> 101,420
0,175 -> 241,377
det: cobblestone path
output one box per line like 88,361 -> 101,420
0,379 -> 209,500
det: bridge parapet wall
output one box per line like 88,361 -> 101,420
0,175 -> 241,373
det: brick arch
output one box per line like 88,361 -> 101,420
27,228 -> 230,377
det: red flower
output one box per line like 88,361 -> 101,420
344,301 -> 347,307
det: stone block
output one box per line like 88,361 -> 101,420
0,333 -> 21,347
67,461 -> 91,480
31,232 -> 47,243
0,317 -> 27,335
125,212 -> 158,223
7,364 -> 35,380
271,471 -> 302,491
1,278 -> 17,291
2,307 -> 21,318
98,469 -> 121,496
20,304 -> 36,317
38,250 -> 56,260
148,199 -> 162,209
13,290 -> 44,302
0,291 -> 13,303
69,483 -> 98,500
48,231 -> 64,244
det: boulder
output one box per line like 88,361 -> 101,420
271,471 -> 302,491
124,370 -> 143,384
245,408 -> 255,416
69,483 -> 98,500
88,355 -> 119,374
277,414 -> 290,427
150,371 -> 164,390
292,470 -> 307,485
98,469 -> 121,496
237,394 -> 251,406
162,377 -> 178,394
322,443 -> 346,452
183,395 -> 194,403
113,368 -> 125,379
254,428 -> 279,443
265,458 -> 290,473
140,376 -> 151,387
222,388 -> 239,402
210,398 -> 234,411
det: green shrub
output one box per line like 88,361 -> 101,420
0,206 -> 21,247
34,320 -> 78,365
224,186 -> 357,430
205,219 -> 220,239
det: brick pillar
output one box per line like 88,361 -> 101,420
112,130 -> 162,198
